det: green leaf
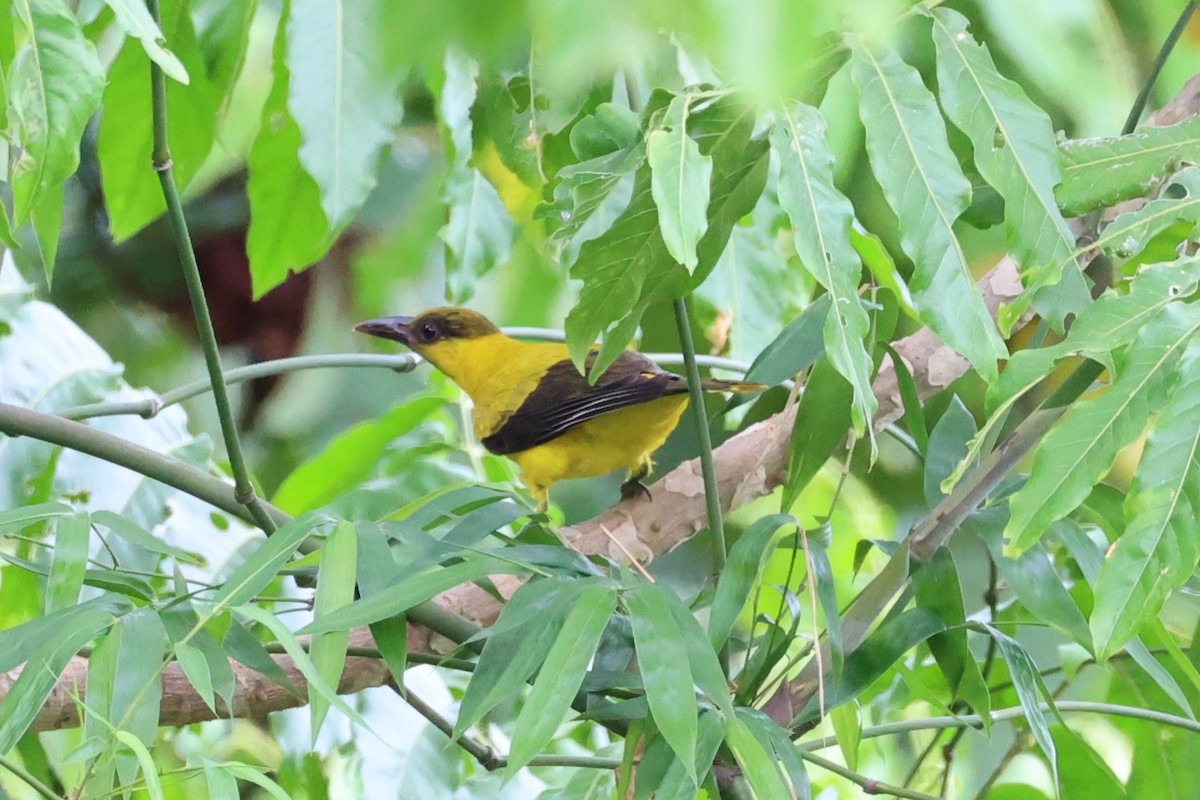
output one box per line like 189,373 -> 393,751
1006,300 -> 1200,554
85,607 -> 166,747
273,396 -> 446,514
565,94 -> 765,377
1092,340 -> 1200,659
709,514 -> 795,651
309,521 -> 357,742
0,596 -> 129,753
286,0 -> 404,229
222,620 -> 300,698
542,103 -> 643,260
506,585 -> 618,775
742,295 -> 830,386
91,510 -> 203,565
246,6 -> 333,298
723,713 -> 793,800
850,36 -> 1005,380
662,590 -> 733,717
774,106 -> 876,434
97,0 -> 219,241
988,258 -> 1200,414
931,8 -> 1088,331
982,623 -> 1059,783
441,166 -> 517,302
808,608 -> 945,719
455,576 -> 593,736
924,397 -> 975,505
45,511 -> 88,612
300,556 -> 523,635
355,522 -> 407,688
1058,116 -> 1200,216
0,594 -> 132,672
210,514 -> 326,608
830,701 -> 861,772
806,529 -> 844,676
30,181 -> 63,282
234,604 -> 372,731
945,257 -> 1200,495
648,95 -> 713,272
627,581 -> 699,781
636,711 -> 725,800
8,0 -> 103,237
99,0 -> 189,83
973,509 -> 1094,652
736,708 -> 811,800
0,501 -> 72,535
1096,168 -> 1200,260
1056,727 -> 1127,800
782,359 -> 852,510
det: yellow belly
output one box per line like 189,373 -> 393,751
507,394 -> 690,508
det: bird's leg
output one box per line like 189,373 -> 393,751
620,462 -> 653,502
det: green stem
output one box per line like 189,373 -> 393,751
58,353 -> 418,421
799,700 -> 1200,751
147,0 -> 274,534
0,753 -> 59,800
797,749 -> 938,800
672,298 -> 726,574
1122,1 -> 1197,135
57,348 -> 749,422
0,402 -> 288,528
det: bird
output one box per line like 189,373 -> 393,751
355,307 -> 762,510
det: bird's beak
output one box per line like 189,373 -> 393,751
354,316 -> 414,346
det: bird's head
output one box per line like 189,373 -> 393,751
355,307 -> 502,375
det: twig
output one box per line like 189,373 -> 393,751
798,749 -> 939,800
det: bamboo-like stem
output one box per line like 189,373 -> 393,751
147,0 -> 275,534
673,298 -> 726,574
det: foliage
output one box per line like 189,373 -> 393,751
1,0 -> 1200,798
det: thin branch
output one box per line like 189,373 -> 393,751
799,700 -> 1200,751
147,0 -> 275,534
399,685 -> 504,770
798,749 -> 939,800
58,354 -> 419,421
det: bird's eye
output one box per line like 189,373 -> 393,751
420,322 -> 438,342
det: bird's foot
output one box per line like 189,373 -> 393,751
620,477 -> 653,503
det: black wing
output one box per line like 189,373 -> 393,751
481,350 -> 686,455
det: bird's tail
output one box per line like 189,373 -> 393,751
699,378 -> 767,393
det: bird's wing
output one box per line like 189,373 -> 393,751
480,350 -> 685,455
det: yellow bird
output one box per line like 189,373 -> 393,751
355,307 -> 761,509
